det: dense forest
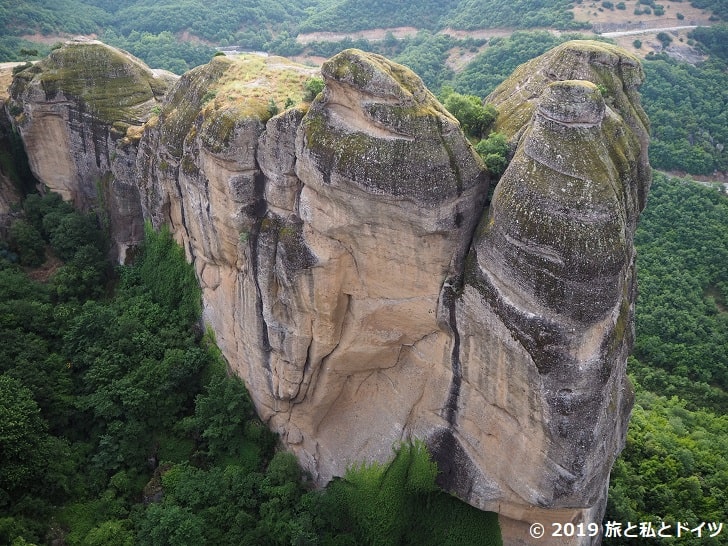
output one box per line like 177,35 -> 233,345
605,174 -> 728,545
0,192 -> 501,545
1,0 -> 586,52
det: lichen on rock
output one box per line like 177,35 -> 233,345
449,40 -> 649,543
301,49 -> 482,204
7,39 -> 176,260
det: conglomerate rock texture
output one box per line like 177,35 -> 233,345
5,39 -> 650,545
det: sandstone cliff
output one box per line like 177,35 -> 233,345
447,42 -> 648,543
5,39 -> 650,545
6,38 -> 177,259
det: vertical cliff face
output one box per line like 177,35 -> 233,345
442,42 -> 649,543
6,38 -> 177,260
6,40 -> 650,545
275,49 -> 488,478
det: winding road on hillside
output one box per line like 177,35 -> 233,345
295,22 -> 711,45
600,24 -> 700,37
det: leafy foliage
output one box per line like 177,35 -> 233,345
607,387 -> 728,546
606,175 -> 728,544
0,187 -> 501,545
475,132 -> 510,177
641,57 -> 728,174
445,0 -> 587,30
631,174 -> 728,404
101,30 -> 217,74
452,31 -> 570,97
328,442 -> 501,545
393,32 -> 458,92
299,0 -> 458,33
690,24 -> 728,62
443,91 -> 497,139
689,0 -> 728,20
131,222 -> 201,325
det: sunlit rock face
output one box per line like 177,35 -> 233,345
6,38 -> 176,260
6,40 -> 650,546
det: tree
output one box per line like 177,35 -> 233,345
137,504 -> 205,546
475,132 -> 510,177
0,375 -> 50,503
657,32 -> 673,48
132,224 -> 201,326
303,77 -> 325,102
443,92 -> 496,139
8,220 -> 45,267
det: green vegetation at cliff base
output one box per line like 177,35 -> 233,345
0,191 -> 501,546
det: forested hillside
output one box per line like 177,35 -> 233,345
2,0 -> 587,64
3,0 -> 726,176
605,174 -> 728,545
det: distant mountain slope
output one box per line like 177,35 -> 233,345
0,0 -> 107,36
1,0 -> 584,44
298,0 -> 586,32
111,0 -> 317,41
298,0 -> 459,32
1,0 -> 321,41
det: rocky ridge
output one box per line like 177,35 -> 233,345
5,39 -> 650,545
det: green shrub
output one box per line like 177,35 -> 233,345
132,223 -> 201,326
443,92 -> 497,139
9,220 -> 45,267
475,132 -> 510,178
303,76 -> 324,102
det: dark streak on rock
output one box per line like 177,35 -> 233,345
248,171 -> 272,365
427,427 -> 476,498
441,282 -> 462,426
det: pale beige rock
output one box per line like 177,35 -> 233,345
7,39 -> 174,260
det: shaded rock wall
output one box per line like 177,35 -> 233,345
445,42 -> 649,543
5,40 -> 650,545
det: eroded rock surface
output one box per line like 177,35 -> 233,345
450,42 -> 648,544
7,38 -> 176,259
5,40 -> 650,545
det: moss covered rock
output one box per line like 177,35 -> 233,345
6,39 -> 176,259
11,39 -> 173,130
447,41 -> 649,542
301,49 -> 485,204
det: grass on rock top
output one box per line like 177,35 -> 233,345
202,54 -> 319,119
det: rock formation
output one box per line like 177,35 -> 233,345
6,39 -> 177,259
447,42 -> 649,543
5,39 -> 650,545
